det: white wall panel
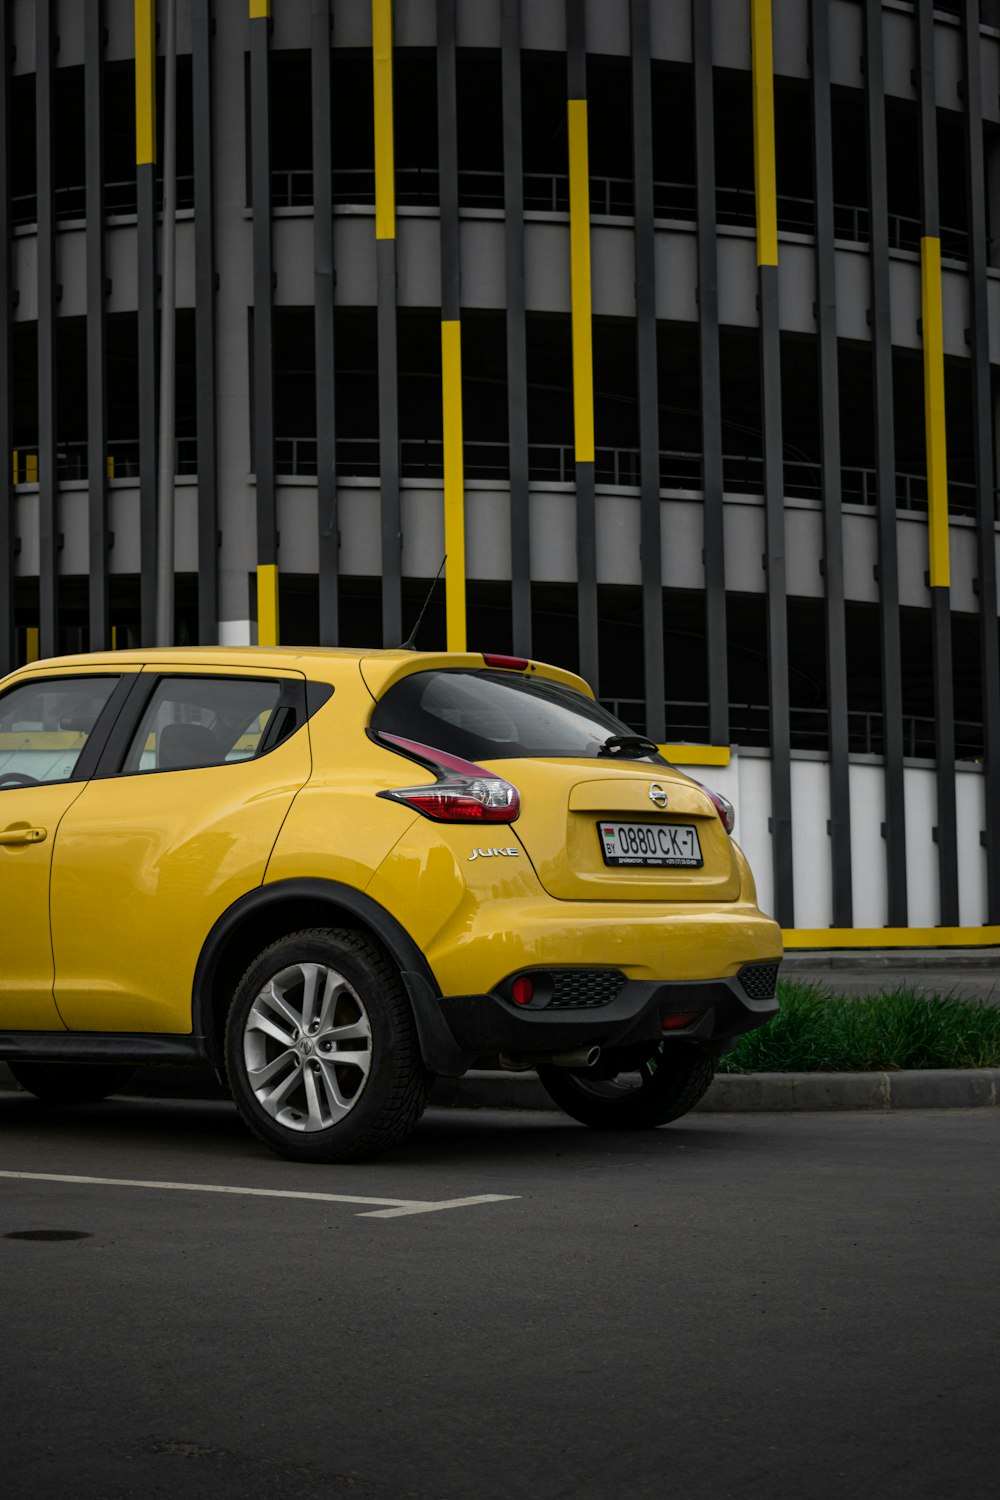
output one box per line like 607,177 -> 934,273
736,753 -> 776,921
903,765 -> 940,928
956,767 -> 988,927
849,761 -> 888,927
336,486 -> 382,575
529,491 -> 576,583
466,488 -> 512,581
789,758 -> 834,928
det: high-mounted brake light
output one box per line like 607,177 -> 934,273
375,731 -> 521,823
482,654 -> 530,670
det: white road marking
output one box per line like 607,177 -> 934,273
0,1169 -> 518,1219
358,1194 -> 518,1219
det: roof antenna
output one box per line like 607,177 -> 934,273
400,555 -> 447,651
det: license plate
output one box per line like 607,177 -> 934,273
597,820 -> 704,868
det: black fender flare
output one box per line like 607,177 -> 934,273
191,878 -> 469,1076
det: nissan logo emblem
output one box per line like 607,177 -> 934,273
648,782 -> 669,808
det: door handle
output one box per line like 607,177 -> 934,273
0,826 -> 47,846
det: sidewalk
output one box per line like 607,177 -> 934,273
780,947 -> 1000,1005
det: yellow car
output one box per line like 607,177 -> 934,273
0,647 -> 781,1161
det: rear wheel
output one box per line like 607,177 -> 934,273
7,1061 -> 136,1104
224,928 -> 429,1163
537,1042 -> 716,1129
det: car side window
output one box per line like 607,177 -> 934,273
119,676 -> 286,775
0,676 -> 120,788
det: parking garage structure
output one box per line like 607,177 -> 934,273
1,0 -> 1000,941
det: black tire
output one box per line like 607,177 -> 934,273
224,927 -> 429,1163
536,1042 -> 716,1129
7,1060 -> 136,1104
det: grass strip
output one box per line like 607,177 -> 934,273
718,982 -> 1000,1073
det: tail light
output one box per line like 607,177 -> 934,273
690,779 -> 735,835
375,731 -> 521,824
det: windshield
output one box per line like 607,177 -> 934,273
371,670 -> 667,763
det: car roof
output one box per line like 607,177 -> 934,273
4,647 -> 593,698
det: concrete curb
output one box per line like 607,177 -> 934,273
2,1062 -> 996,1112
431,1068 -> 1000,1113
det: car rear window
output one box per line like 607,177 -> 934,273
370,670 -> 666,763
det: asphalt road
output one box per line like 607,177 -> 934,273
1,1094 -> 996,1500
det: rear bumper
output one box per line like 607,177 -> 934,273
405,962 -> 780,1076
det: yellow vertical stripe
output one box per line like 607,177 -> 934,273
372,0 -> 396,240
12,450 -> 17,484
568,98 -> 595,463
134,1 -> 156,166
442,321 -> 467,652
249,1 -> 271,17
26,628 -> 39,664
921,236 -> 950,588
257,564 -> 280,646
750,0 -> 778,267
26,453 -> 38,483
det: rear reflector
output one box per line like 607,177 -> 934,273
482,654 -> 529,670
511,976 -> 535,1006
661,1012 -> 699,1031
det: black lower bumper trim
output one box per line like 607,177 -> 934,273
428,972 -> 779,1075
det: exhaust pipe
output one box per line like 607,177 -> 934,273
499,1045 -> 601,1071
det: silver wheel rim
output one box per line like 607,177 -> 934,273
243,962 -> 373,1133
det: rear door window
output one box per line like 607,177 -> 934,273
371,670 -> 666,763
119,677 -> 290,774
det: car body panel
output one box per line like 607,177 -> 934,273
364,814 -> 779,997
263,665 -> 423,896
49,666 -> 311,1033
482,758 -> 742,903
0,782 -> 84,1030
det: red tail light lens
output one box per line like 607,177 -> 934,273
375,731 -> 521,823
690,779 -> 735,835
511,976 -> 535,1006
482,654 -> 530,670
383,775 -> 520,823
661,1012 -> 699,1031
705,788 -> 735,835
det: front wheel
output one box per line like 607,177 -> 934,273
537,1042 -> 716,1129
7,1061 -> 136,1104
224,928 -> 429,1163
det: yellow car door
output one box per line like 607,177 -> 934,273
0,672 -> 128,1031
49,667 -> 312,1035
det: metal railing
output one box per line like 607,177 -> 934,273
599,696 -> 985,760
271,436 -> 996,519
11,438 -> 198,484
11,166 -> 972,263
267,165 -> 973,260
11,176 -> 196,227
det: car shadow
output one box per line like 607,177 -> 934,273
0,1089 -> 763,1179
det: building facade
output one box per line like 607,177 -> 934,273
2,0 -> 1000,942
